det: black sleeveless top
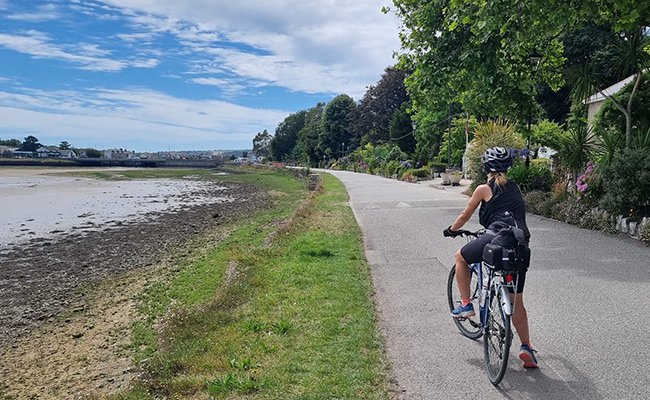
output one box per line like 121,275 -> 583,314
479,180 -> 530,240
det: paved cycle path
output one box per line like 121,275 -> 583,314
325,170 -> 650,400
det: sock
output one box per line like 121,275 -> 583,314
461,299 -> 471,306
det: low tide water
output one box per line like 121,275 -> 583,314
0,168 -> 229,249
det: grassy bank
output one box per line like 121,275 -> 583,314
111,169 -> 389,399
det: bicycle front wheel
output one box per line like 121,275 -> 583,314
447,265 -> 482,339
483,285 -> 513,385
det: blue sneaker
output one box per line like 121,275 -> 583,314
451,303 -> 475,318
519,344 -> 538,368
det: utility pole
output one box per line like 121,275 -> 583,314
447,104 -> 452,169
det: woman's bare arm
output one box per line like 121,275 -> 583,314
450,184 -> 491,231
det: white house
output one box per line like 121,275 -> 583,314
584,74 -> 637,129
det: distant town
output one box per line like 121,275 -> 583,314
0,135 -> 259,164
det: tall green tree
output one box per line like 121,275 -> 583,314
252,129 -> 272,158
389,102 -> 416,154
393,0 -> 568,121
59,141 -> 71,150
270,111 -> 307,162
319,94 -> 356,159
350,66 -> 409,144
296,103 -> 325,166
20,135 -> 41,151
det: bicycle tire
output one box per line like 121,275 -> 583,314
483,285 -> 513,385
447,265 -> 482,339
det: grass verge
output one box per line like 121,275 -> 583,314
111,169 -> 389,399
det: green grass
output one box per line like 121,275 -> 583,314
114,170 -> 389,399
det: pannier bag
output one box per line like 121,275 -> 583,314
482,226 -> 530,272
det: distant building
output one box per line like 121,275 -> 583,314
0,145 -> 16,158
59,149 -> 77,159
104,148 -> 135,159
584,74 -> 637,130
37,146 -> 61,158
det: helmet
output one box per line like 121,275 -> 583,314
482,147 -> 512,173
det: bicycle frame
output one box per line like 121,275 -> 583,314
471,262 -> 518,329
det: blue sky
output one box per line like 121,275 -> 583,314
0,0 -> 401,151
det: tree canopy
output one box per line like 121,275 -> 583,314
319,94 -> 356,158
350,67 -> 409,144
20,135 -> 41,152
252,130 -> 271,158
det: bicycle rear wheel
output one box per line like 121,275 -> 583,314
483,285 -> 513,385
447,265 -> 482,339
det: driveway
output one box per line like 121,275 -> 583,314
325,170 -> 650,400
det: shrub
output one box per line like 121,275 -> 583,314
599,148 -> 650,217
524,191 -> 558,216
412,167 -> 430,178
639,221 -> 650,245
507,164 -> 553,192
467,119 -> 525,187
384,160 -> 402,177
401,170 -> 416,182
531,120 -> 567,150
430,162 -> 447,174
525,191 -> 616,233
531,158 -> 551,169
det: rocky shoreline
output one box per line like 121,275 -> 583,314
0,179 -> 268,354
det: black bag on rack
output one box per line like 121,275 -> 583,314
482,226 -> 530,272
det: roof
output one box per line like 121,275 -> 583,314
584,74 -> 637,105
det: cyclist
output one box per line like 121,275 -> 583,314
443,147 -> 537,368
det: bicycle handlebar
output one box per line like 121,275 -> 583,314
451,229 -> 484,238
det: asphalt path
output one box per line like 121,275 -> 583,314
325,170 -> 650,400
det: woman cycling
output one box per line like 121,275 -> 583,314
443,147 -> 537,369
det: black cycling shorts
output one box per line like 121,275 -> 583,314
459,231 -> 527,293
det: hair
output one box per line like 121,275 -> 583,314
488,171 -> 508,187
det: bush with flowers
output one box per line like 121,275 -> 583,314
575,162 -> 603,206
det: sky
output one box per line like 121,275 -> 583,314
0,1 -> 401,151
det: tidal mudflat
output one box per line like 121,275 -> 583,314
0,168 -> 230,249
0,167 -> 266,345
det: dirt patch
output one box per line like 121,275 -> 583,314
0,179 -> 269,399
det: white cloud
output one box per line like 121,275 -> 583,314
0,87 -> 289,150
130,58 -> 160,68
0,31 -> 126,71
116,32 -> 156,43
6,4 -> 62,22
100,0 -> 401,96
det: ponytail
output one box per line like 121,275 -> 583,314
488,172 -> 508,187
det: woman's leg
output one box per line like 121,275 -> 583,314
511,293 -> 530,345
454,250 -> 471,301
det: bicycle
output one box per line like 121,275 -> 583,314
446,229 -> 521,385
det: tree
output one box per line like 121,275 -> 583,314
59,141 -> 71,150
252,130 -> 271,158
393,0 -> 569,121
295,103 -> 325,166
392,0 -> 649,128
20,135 -> 41,152
572,24 -> 650,147
389,102 -> 416,154
319,94 -> 356,158
350,66 -> 409,144
270,110 -> 307,162
0,138 -> 21,147
85,148 -> 102,158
